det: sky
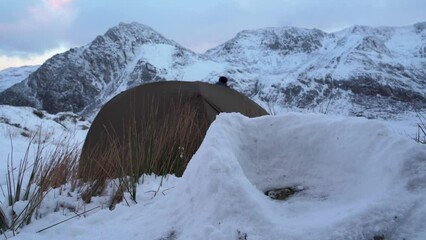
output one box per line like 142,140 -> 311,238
0,0 -> 425,70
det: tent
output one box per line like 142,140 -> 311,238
78,81 -> 268,180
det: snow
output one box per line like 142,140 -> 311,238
2,111 -> 425,239
1,21 -> 425,238
0,105 -> 90,185
182,60 -> 226,81
137,44 -> 176,70
0,65 -> 39,92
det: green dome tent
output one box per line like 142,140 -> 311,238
78,81 -> 268,180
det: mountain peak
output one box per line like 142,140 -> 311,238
205,26 -> 326,61
111,22 -> 158,36
350,25 -> 372,33
99,22 -> 175,47
118,21 -> 152,29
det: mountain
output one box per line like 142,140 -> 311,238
0,65 -> 39,92
205,23 -> 426,118
0,22 -> 425,119
0,23 -> 205,115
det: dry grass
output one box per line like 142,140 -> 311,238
0,130 -> 80,235
416,111 -> 426,144
1,100 -> 206,233
78,96 -> 209,202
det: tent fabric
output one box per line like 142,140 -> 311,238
78,81 -> 268,180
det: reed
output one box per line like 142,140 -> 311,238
0,130 -> 80,235
416,110 -> 426,144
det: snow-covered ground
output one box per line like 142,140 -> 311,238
1,108 -> 425,240
0,105 -> 90,184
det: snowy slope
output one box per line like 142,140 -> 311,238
0,22 -> 425,119
4,113 -> 426,240
0,66 -> 39,92
0,105 -> 89,185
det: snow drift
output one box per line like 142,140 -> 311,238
169,113 -> 426,239
12,113 -> 426,240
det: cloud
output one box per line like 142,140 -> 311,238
0,0 -> 76,55
26,0 -> 75,24
0,44 -> 70,70
46,0 -> 72,10
1,0 -> 425,69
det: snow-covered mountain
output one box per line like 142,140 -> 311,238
0,22 -> 425,119
0,23 -> 210,115
0,65 -> 39,92
205,23 -> 426,118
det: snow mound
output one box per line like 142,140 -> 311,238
12,113 -> 426,240
154,114 -> 426,239
163,113 -> 426,239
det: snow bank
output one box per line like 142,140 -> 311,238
11,113 -> 426,240
168,113 -> 426,239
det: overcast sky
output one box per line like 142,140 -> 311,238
0,0 -> 425,70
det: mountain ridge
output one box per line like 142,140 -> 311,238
0,21 -> 425,119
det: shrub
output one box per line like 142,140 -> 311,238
32,110 -> 44,119
0,116 -> 10,124
20,131 -> 32,138
11,123 -> 22,128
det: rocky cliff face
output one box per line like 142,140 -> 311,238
0,22 -> 425,119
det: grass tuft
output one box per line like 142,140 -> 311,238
415,110 -> 426,144
0,129 -> 80,235
78,97 -> 208,201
